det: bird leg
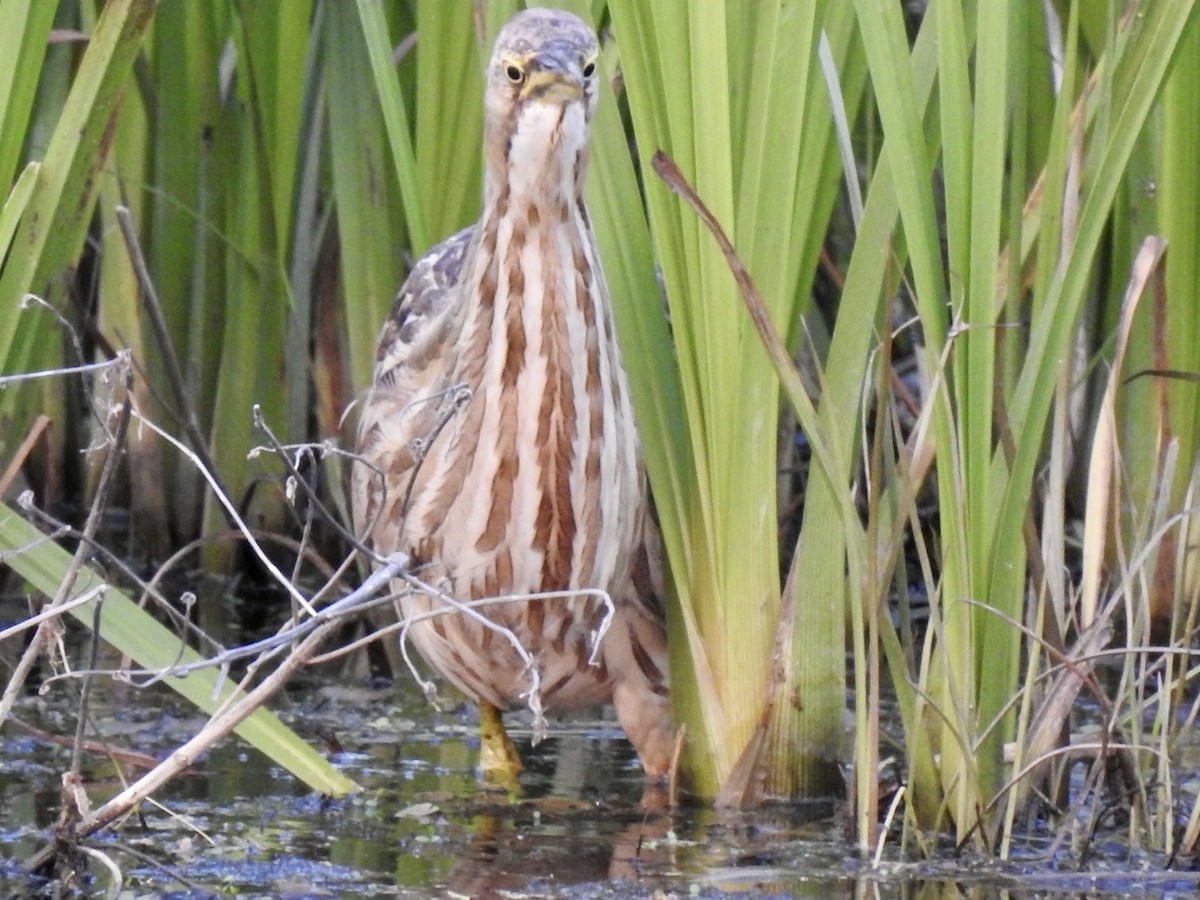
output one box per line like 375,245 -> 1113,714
478,701 -> 522,787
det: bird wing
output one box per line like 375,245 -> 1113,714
351,225 -> 475,556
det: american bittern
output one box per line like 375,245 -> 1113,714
352,8 -> 673,781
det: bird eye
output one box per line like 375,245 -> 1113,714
505,63 -> 524,83
582,60 -> 596,78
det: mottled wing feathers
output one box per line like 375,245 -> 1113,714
373,226 -> 474,381
352,226 -> 475,556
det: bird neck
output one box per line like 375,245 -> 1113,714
452,145 -> 636,597
467,168 -> 598,349
442,108 -> 638,598
483,99 -> 590,211
472,109 -> 598,331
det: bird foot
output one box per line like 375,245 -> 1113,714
479,702 -> 522,791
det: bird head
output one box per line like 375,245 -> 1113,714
483,9 -> 600,199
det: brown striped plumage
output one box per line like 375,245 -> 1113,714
351,9 -> 673,778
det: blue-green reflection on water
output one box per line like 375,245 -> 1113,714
4,676 -> 1200,898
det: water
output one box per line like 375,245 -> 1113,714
4,669 -> 1200,896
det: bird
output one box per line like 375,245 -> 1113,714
351,7 -> 674,784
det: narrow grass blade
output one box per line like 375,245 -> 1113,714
0,0 -> 157,384
0,162 -> 38,264
354,0 -> 427,255
325,0 -> 404,392
0,503 -> 358,795
0,0 -> 56,191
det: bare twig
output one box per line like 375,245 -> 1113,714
17,293 -> 86,366
340,382 -> 472,575
28,553 -> 411,695
0,356 -> 128,389
250,406 -> 375,559
394,579 -> 614,740
149,553 -> 410,678
394,384 -> 472,542
127,407 -> 317,615
66,382 -> 134,869
76,845 -> 121,898
113,205 -> 228,505
0,585 -> 106,643
24,611 -> 352,874
16,500 -> 235,673
0,363 -> 132,731
305,579 -> 617,742
0,612 -> 61,730
7,717 -> 185,773
70,592 -> 107,780
0,415 -> 51,497
89,841 -> 213,895
143,527 -> 349,607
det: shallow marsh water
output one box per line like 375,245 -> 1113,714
3,664 -> 1200,897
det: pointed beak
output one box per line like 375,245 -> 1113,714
520,52 -> 585,103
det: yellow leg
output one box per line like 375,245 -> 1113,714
478,702 -> 522,789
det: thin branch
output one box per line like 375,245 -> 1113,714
153,554 -> 410,677
72,387 -> 135,790
88,841 -> 213,895
31,554 -> 411,693
250,407 -> 375,558
8,717 -> 182,773
17,293 -> 86,365
17,501 -> 223,662
127,407 -> 317,615
76,845 -> 122,895
113,205 -> 227,504
0,356 -> 128,388
25,612 -> 350,873
0,363 -> 132,731
0,586 -> 106,643
0,415 -> 51,497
